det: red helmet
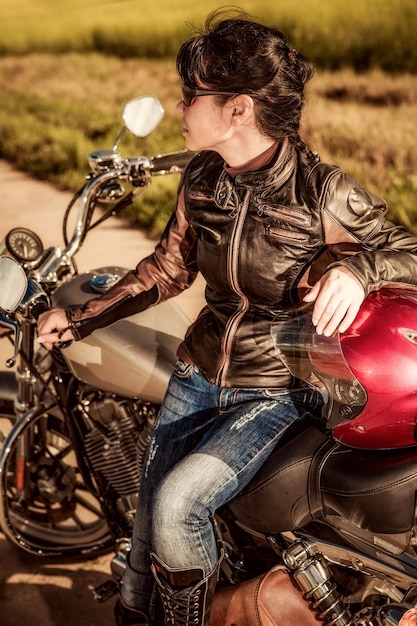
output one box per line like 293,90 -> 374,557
310,288 -> 417,449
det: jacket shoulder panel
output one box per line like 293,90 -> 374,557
307,162 -> 387,244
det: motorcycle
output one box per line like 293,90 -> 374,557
0,94 -> 417,626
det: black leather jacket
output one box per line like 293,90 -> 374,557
67,142 -> 417,388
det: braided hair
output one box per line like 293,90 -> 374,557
176,8 -> 315,145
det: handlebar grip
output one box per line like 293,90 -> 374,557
32,299 -> 73,349
55,339 -> 73,350
53,327 -> 74,350
30,298 -> 50,321
151,151 -> 193,174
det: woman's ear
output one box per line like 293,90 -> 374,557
230,94 -> 255,126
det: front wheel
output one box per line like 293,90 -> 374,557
0,404 -> 113,558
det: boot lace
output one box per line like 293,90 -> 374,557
160,586 -> 202,625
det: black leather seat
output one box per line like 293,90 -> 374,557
229,424 -> 417,536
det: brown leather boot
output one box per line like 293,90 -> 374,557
150,553 -> 221,625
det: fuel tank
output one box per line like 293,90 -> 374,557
52,267 -> 191,403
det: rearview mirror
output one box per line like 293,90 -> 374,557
0,256 -> 28,311
123,95 -> 164,137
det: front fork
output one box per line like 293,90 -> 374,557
14,320 -> 37,414
5,320 -> 39,500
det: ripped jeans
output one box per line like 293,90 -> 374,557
120,359 -> 323,617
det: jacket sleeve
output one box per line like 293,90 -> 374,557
320,168 -> 417,294
67,186 -> 199,340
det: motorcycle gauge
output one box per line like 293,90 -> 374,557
5,227 -> 44,263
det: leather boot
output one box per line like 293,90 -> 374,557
150,553 -> 221,625
114,598 -> 153,626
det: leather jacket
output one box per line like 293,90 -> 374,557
67,142 -> 417,388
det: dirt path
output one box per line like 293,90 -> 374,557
0,160 -> 205,626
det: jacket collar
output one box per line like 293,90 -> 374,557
214,139 -> 297,210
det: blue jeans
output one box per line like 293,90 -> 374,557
120,360 -> 323,617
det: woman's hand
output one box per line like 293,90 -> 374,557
303,266 -> 365,336
37,308 -> 75,350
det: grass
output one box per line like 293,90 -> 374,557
301,69 -> 417,232
0,0 -> 416,72
0,1 -> 416,233
0,54 -> 416,234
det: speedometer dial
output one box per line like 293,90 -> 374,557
5,228 -> 44,263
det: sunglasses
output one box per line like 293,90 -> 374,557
181,84 -> 240,107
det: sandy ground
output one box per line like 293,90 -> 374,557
0,160 -> 205,625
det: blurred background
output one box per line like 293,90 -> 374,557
0,0 -> 416,233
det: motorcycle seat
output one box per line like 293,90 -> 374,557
316,441 -> 417,534
229,423 -> 417,537
229,423 -> 325,534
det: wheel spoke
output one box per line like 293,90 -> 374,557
1,409 -> 112,555
71,491 -> 105,518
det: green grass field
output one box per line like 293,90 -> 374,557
1,0 -> 416,71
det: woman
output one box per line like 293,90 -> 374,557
37,10 -> 417,626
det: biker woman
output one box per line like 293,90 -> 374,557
37,10 -> 417,626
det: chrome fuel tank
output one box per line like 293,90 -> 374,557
52,267 -> 191,403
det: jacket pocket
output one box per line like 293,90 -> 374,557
258,204 -> 311,243
264,224 -> 310,243
257,203 -> 311,226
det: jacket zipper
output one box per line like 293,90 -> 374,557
257,204 -> 311,226
215,188 -> 251,386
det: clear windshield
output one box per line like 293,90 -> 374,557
271,302 -> 367,428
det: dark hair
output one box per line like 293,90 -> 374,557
176,8 -> 315,144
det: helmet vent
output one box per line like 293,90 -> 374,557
399,328 -> 417,345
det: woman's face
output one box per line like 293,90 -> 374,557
176,93 -> 235,156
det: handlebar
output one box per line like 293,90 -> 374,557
31,149 -> 193,287
150,150 -> 193,175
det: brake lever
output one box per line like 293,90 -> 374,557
0,313 -> 22,368
54,327 -> 73,350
